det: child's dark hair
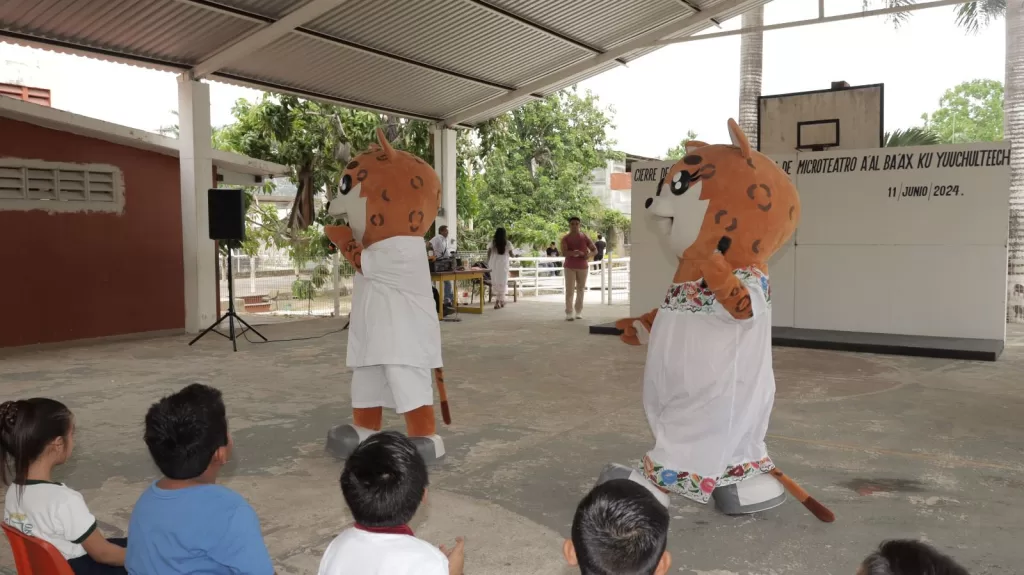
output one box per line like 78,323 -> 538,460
860,540 -> 969,575
571,479 -> 669,575
340,431 -> 428,528
144,383 -> 228,480
0,399 -> 74,491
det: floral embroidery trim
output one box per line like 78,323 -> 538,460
660,266 -> 770,314
640,454 -> 775,504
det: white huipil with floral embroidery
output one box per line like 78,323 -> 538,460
642,266 -> 776,504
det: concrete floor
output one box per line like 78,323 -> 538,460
1,301 -> 1021,575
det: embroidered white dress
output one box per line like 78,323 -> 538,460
347,235 -> 442,413
487,241 -> 515,299
641,267 -> 776,504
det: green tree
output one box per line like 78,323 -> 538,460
470,87 -> 619,251
597,207 -> 631,250
664,130 -> 700,160
214,94 -> 436,260
882,126 -> 941,147
922,79 -> 1004,144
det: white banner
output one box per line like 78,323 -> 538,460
629,141 -> 1011,340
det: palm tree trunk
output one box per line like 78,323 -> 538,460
1007,0 -> 1024,322
739,6 -> 764,150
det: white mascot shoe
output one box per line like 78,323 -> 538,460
712,473 -> 787,515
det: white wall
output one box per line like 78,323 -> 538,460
630,141 -> 1011,341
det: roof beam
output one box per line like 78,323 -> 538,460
181,0 -> 544,99
674,0 -> 724,28
444,0 -> 758,126
189,0 -> 347,79
464,0 -> 629,67
654,0 -> 970,46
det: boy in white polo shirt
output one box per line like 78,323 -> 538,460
318,431 -> 465,575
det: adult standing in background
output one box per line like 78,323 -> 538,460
428,225 -> 454,306
487,227 -> 515,310
560,217 -> 597,322
593,234 -> 607,271
545,242 -> 561,277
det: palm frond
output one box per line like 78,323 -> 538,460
954,0 -> 1006,34
867,0 -> 917,28
883,127 -> 941,147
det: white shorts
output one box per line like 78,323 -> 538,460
351,365 -> 434,414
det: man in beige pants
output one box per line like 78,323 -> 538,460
560,216 -> 597,321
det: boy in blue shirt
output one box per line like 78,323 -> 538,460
126,384 -> 275,575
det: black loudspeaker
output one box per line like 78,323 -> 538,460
208,188 -> 245,241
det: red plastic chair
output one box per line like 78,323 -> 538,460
2,523 -> 75,575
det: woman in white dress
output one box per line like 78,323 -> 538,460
487,227 -> 514,309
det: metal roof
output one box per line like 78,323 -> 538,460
0,95 -> 291,177
0,0 -> 768,126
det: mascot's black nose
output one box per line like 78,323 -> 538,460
325,201 -> 331,213
645,197 -> 653,209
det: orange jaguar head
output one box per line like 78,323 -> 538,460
645,119 -> 799,274
326,128 -> 440,247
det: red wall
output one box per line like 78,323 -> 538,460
0,118 -> 185,347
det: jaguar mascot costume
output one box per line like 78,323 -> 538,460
324,128 -> 450,464
601,119 -> 832,522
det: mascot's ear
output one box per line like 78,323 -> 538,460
684,140 -> 710,153
727,118 -> 752,158
376,127 -> 396,157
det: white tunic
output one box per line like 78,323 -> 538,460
487,241 -> 515,296
642,267 -> 776,504
347,235 -> 442,370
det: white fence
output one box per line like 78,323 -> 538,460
221,251 -> 631,318
456,252 -> 630,305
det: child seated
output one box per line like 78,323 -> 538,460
318,431 -> 465,575
858,540 -> 969,575
1,398 -> 127,575
125,384 -> 274,575
563,478 -> 671,575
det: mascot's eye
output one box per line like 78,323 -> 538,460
670,172 -> 690,195
340,174 -> 352,195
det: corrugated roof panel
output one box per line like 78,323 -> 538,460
305,0 -> 589,88
0,0 -> 767,124
222,33 -> 503,119
490,0 -> 687,51
0,0 -> 259,64
204,0 -> 305,20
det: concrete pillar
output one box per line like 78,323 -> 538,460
432,126 -> 458,247
178,76 -> 217,333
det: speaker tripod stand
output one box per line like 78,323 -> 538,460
189,247 -> 267,352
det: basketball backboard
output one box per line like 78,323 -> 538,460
757,83 -> 883,154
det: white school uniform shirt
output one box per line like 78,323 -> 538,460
348,235 -> 443,369
4,481 -> 97,560
318,528 -> 448,575
643,267 -> 775,502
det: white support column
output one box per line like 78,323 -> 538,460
178,77 -> 217,333
432,126 -> 458,246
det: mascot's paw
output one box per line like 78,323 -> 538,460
324,225 -> 363,272
713,474 -> 787,516
407,434 -> 446,465
615,318 -> 650,346
325,424 -> 378,459
597,463 -> 670,509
